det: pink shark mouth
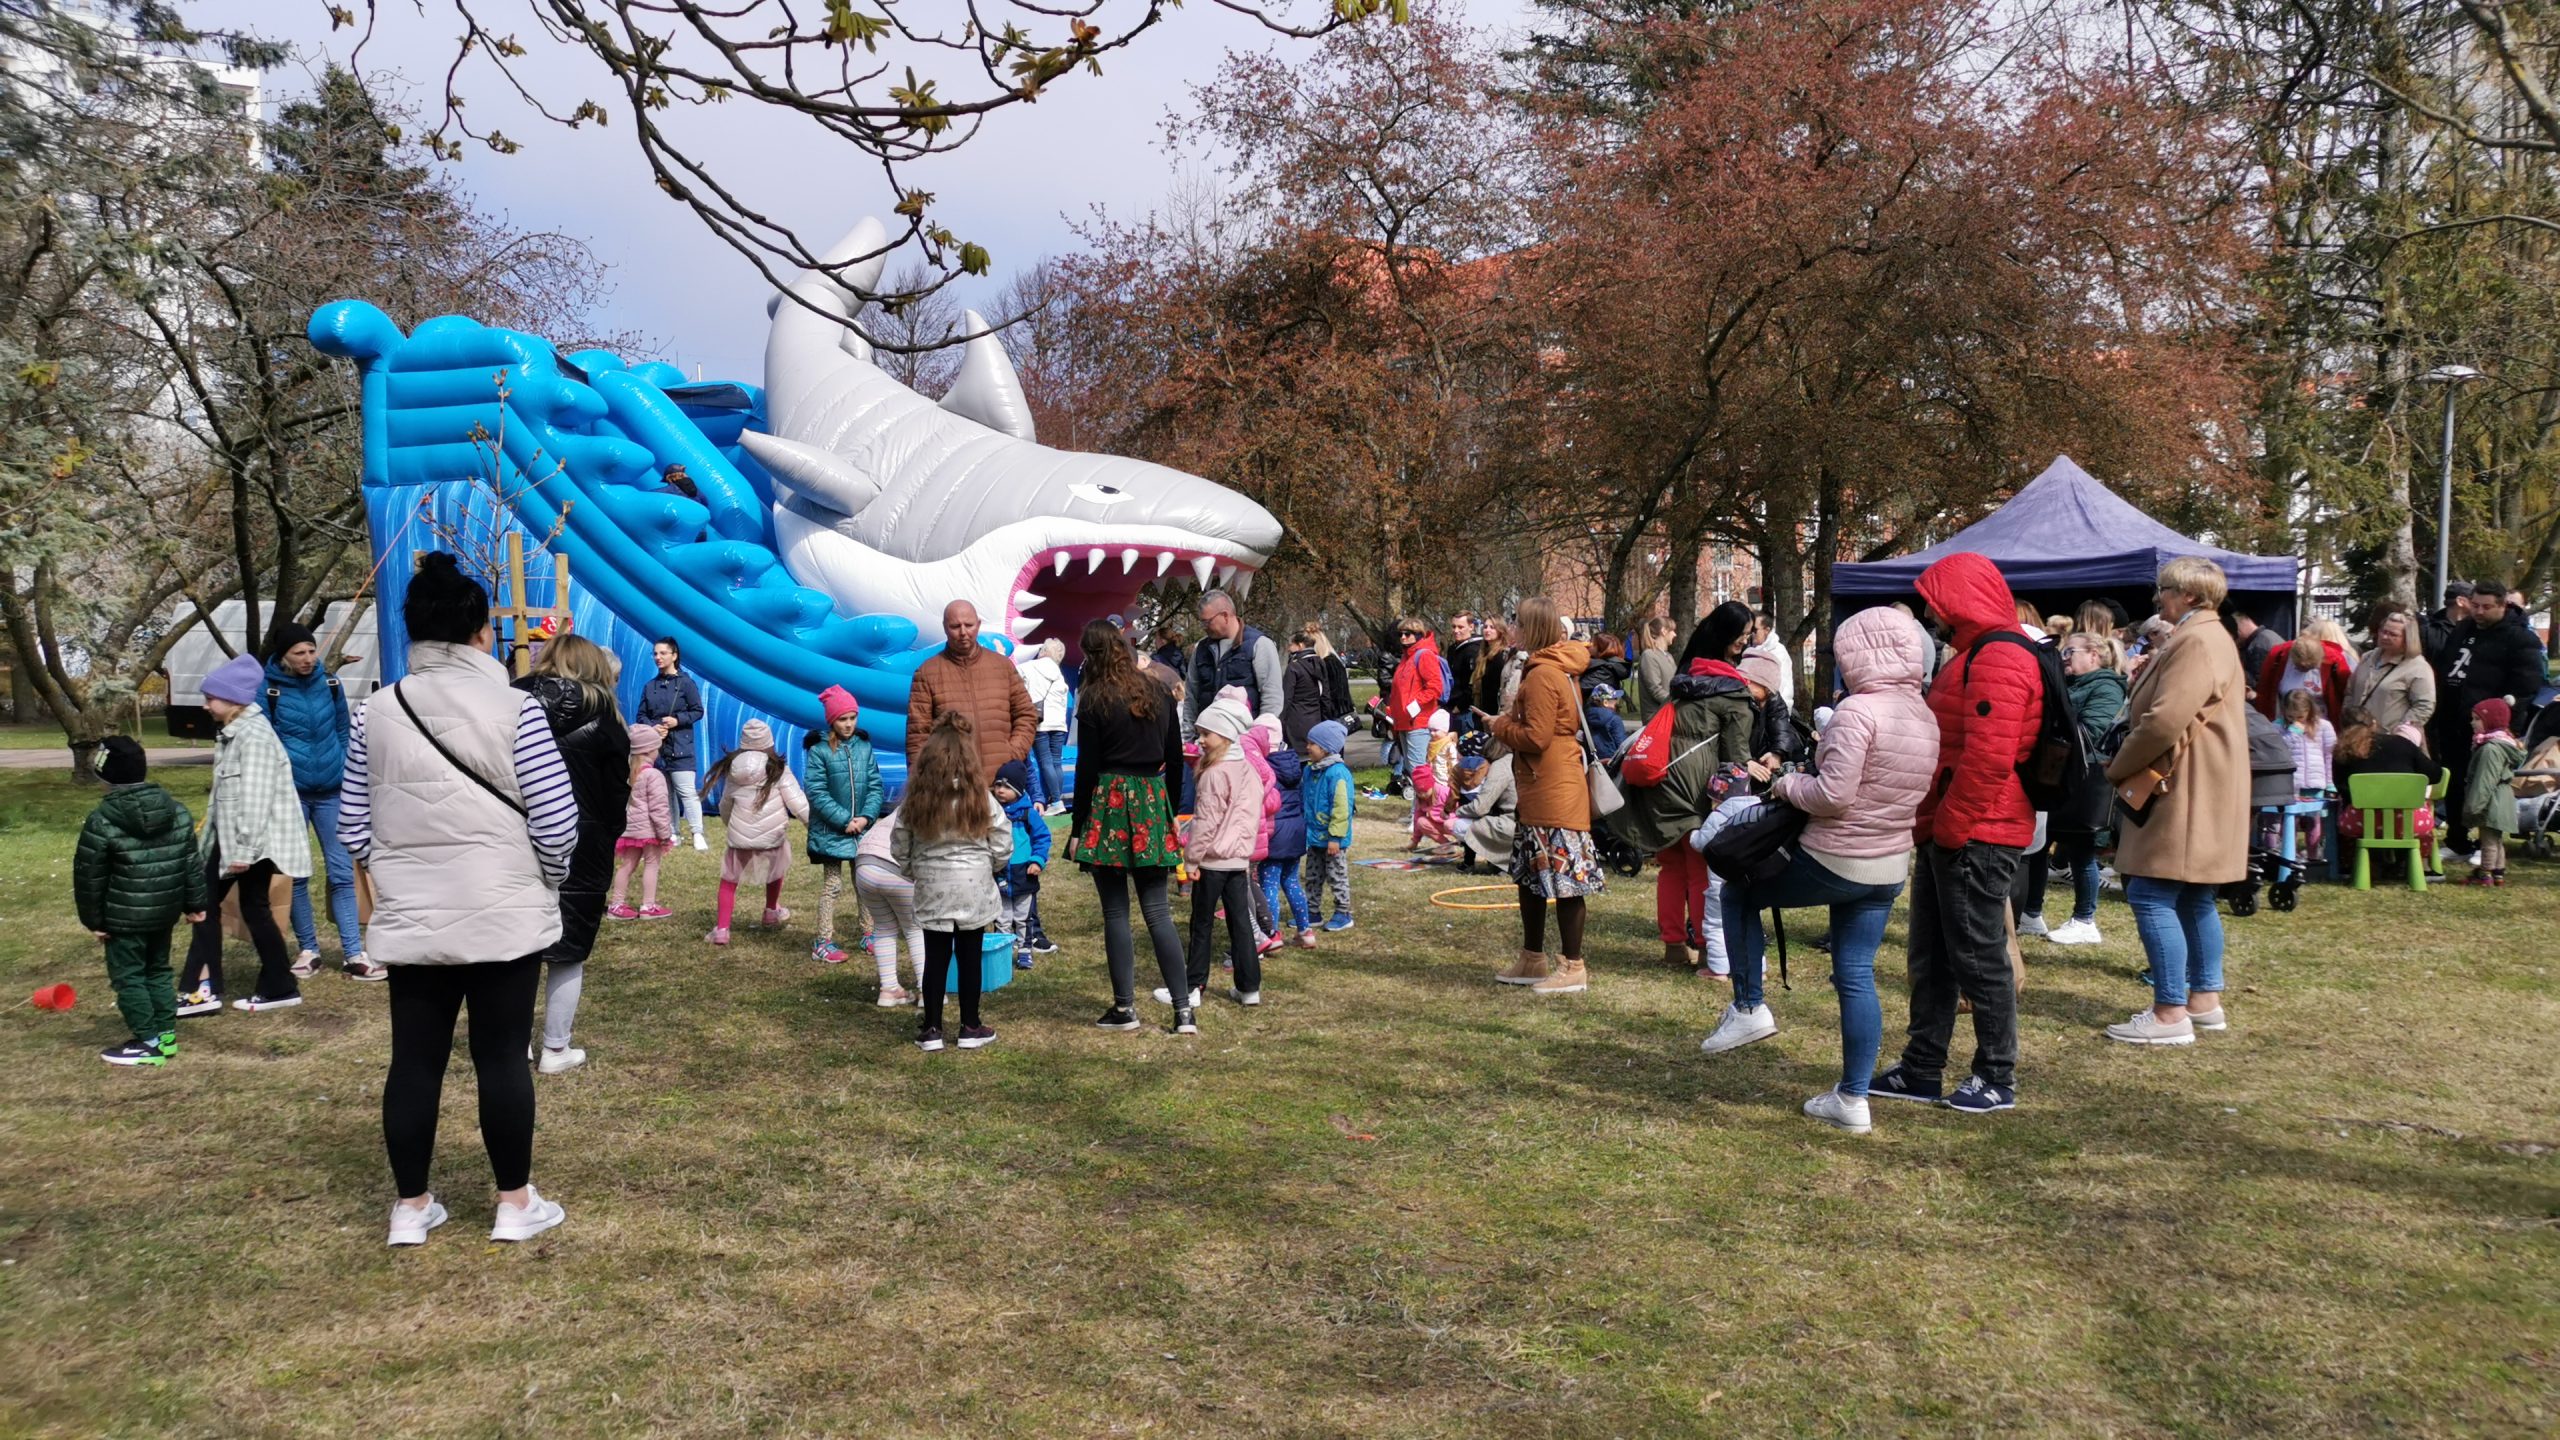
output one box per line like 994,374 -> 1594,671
1008,545 -> 1263,660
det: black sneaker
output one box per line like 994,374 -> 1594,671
1867,1065 -> 1942,1104
1174,1009 -> 1199,1036
100,1039 -> 164,1067
915,1027 -> 945,1053
1094,1006 -> 1141,1031
1941,1076 -> 2016,1115
1029,934 -> 1059,955
957,1025 -> 997,1050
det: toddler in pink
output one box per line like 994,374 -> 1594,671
704,719 -> 809,944
608,722 -> 674,919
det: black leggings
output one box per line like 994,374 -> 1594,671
1188,867 -> 1259,997
384,957 -> 541,1198
1091,865 -> 1188,1008
1519,891 -> 1588,958
181,856 -> 295,1001
922,928 -> 985,1031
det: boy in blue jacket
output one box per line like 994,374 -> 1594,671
993,761 -> 1051,968
1299,720 -> 1357,934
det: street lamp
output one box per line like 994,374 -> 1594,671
2421,363 -> 2482,607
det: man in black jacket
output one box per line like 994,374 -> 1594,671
2432,579 -> 2549,855
1445,612 -> 1485,736
2421,580 -> 2474,676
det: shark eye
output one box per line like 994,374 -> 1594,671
1069,482 -> 1131,506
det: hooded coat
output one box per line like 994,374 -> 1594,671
1913,553 -> 2042,849
1771,607 -> 1938,861
718,750 -> 810,851
1606,667 -> 1756,853
805,730 -> 886,862
1387,633 -> 1445,732
1280,648 -> 1334,749
75,782 -> 208,933
514,673 -> 632,965
1266,742 -> 1309,861
2106,608 -> 2252,885
1491,639 -> 1594,830
2066,666 -> 2130,753
2255,640 -> 2355,724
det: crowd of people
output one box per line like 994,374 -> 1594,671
66,547 -> 2550,1243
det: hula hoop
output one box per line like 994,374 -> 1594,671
1431,884 -> 1549,910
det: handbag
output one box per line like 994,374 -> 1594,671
393,681 -> 527,816
1579,706 -> 1625,821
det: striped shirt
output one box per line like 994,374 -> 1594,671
340,692 -> 579,887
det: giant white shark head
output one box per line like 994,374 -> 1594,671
750,218 -> 1282,660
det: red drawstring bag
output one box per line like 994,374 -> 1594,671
1619,704 -> 1683,787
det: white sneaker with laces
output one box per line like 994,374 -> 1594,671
2104,1008 -> 2196,1046
2046,918 -> 2104,946
388,1198 -> 448,1247
538,1047 -> 586,1074
2187,1007 -> 2228,1031
692,833 -> 709,852
1151,986 -> 1204,1009
490,1186 -> 566,1242
2015,912 -> 2049,938
1803,1090 -> 1872,1134
1699,1003 -> 1778,1054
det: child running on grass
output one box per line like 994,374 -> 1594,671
607,723 -> 674,920
894,712 -> 1012,1051
74,737 -> 208,1067
1300,720 -> 1356,932
802,685 -> 884,963
1186,695 -> 1264,1007
704,720 -> 808,945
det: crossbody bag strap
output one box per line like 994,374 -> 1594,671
393,681 -> 527,817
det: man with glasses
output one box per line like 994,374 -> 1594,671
1185,588 -> 1284,730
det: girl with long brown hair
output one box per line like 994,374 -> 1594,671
1066,620 -> 1195,1032
892,710 -> 1011,1051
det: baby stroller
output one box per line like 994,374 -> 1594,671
2226,704 -> 2308,916
2513,736 -> 2560,860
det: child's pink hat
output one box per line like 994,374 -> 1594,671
2474,697 -> 2513,732
819,685 -> 859,723
1429,709 -> 1450,733
627,722 -> 663,758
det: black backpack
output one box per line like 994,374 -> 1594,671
1962,632 -> 2106,828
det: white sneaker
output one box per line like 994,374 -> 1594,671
1699,1003 -> 1778,1054
876,987 -> 910,1008
387,1198 -> 448,1247
538,1047 -> 586,1074
490,1186 -> 566,1242
1232,989 -> 1261,1007
2188,1007 -> 2228,1032
1151,986 -> 1203,1009
2015,912 -> 2049,938
692,833 -> 709,852
1803,1090 -> 1872,1134
2104,1008 -> 2196,1046
2046,918 -> 2104,946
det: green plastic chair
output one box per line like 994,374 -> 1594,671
2349,772 -> 2430,892
2423,767 -> 2451,876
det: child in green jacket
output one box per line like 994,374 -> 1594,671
73,738 -> 209,1066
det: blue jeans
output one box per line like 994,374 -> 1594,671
1392,728 -> 1429,785
1258,858 -> 1310,931
1722,847 -> 1903,1097
289,791 -> 365,957
1034,730 -> 1067,807
2125,876 -> 2224,1008
2058,831 -> 2101,923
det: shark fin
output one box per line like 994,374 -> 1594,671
938,310 -> 1036,442
741,429 -> 883,517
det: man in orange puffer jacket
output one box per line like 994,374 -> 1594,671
1873,551 -> 2041,1115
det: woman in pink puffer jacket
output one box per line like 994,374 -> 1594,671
1695,605 -> 1939,1137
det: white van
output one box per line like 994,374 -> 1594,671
163,600 -> 380,739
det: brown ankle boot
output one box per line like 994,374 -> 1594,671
1663,941 -> 1697,968
1496,950 -> 1551,985
1531,958 -> 1590,995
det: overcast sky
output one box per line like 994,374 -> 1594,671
196,0 -> 1540,382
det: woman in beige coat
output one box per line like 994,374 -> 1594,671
2102,557 -> 2251,1047
2341,603 -> 2437,740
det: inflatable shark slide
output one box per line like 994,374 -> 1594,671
307,218 -> 1282,784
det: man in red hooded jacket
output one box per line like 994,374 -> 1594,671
1873,552 -> 2041,1114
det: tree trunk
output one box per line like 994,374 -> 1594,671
2374,0 -> 2423,608
1666,535 -> 1700,634
1807,464 -> 1844,715
1759,485 -> 1808,707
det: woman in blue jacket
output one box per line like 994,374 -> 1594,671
263,623 -> 373,978
637,638 -> 709,850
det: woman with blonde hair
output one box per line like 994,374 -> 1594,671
514,632 -> 629,1072
1633,615 -> 1679,721
1489,597 -> 1605,994
2102,556 -> 2250,1047
2342,601 -> 2437,738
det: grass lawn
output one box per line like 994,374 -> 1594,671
1,763 -> 2554,1436
0,723 -> 210,752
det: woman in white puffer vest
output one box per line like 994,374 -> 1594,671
1695,605 -> 1940,1136
340,553 -> 580,1248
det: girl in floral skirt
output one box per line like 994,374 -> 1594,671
1068,620 -> 1197,1035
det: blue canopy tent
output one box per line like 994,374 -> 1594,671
1832,456 -> 2301,633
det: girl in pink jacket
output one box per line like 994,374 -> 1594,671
1185,697 -> 1266,1012
608,723 -> 674,920
1695,605 -> 1939,1137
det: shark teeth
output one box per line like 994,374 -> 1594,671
1052,552 -> 1071,577
1156,550 -> 1175,576
1087,548 -> 1105,573
1233,569 -> 1254,599
1215,563 -> 1238,590
1120,548 -> 1139,572
1008,616 -> 1041,640
1013,589 -> 1044,611
1191,555 -> 1216,590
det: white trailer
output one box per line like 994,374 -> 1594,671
162,600 -> 380,738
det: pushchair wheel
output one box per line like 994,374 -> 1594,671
2269,882 -> 2299,913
